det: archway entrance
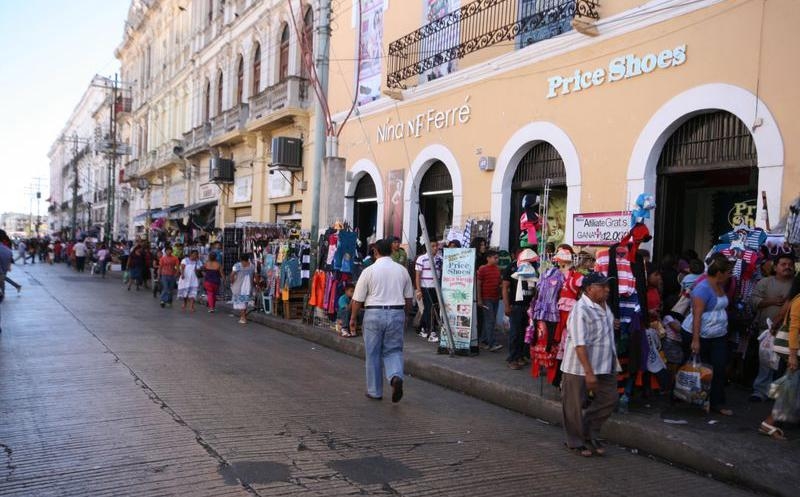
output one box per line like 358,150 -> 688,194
510,142 -> 567,250
655,111 -> 758,259
353,174 -> 378,253
418,160 -> 453,250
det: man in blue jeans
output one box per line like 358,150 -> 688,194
350,238 -> 414,402
158,247 -> 180,308
477,250 -> 503,352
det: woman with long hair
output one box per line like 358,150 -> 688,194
177,250 -> 201,312
202,252 -> 224,313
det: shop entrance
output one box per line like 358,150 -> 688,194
352,174 -> 378,254
655,111 -> 758,259
509,141 -> 567,251
418,160 -> 453,250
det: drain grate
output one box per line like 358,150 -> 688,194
328,456 -> 421,485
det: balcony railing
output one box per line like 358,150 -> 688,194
387,0 -> 599,89
183,122 -> 212,156
211,104 -> 249,140
249,76 -> 310,122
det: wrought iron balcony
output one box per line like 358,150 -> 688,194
387,0 -> 599,89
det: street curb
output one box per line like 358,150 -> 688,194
221,304 -> 782,496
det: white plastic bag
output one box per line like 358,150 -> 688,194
674,354 -> 712,412
758,318 -> 780,371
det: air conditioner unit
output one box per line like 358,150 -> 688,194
209,158 -> 235,183
270,137 -> 303,171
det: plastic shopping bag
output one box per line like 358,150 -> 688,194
673,354 -> 713,412
770,370 -> 800,424
122,270 -> 130,284
758,319 -> 780,371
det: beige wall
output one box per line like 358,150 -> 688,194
332,0 -> 798,246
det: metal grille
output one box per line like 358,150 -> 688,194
420,161 -> 453,193
387,0 -> 599,89
658,111 -> 757,174
354,174 -> 377,198
512,142 -> 566,188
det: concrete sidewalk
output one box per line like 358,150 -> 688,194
229,303 -> 798,497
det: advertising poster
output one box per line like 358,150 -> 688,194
573,211 -> 632,246
357,0 -> 385,105
439,247 -> 475,353
268,169 -> 292,198
234,175 -> 253,203
421,0 -> 460,82
384,169 -> 405,240
546,189 -> 567,245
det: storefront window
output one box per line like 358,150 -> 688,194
353,174 -> 378,253
510,141 -> 567,249
655,111 -> 758,259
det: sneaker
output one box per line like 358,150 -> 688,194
479,342 -> 490,350
419,330 -> 429,339
507,361 -> 522,370
617,394 -> 629,414
489,344 -> 503,352
427,332 -> 439,343
238,318 -> 247,324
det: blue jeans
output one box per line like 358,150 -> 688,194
481,300 -> 499,347
363,308 -> 405,398
160,275 -> 176,303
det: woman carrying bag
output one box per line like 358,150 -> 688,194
759,272 -> 800,440
680,253 -> 735,416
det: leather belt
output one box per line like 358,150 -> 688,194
365,305 -> 405,309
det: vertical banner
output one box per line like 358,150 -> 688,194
421,0 -> 461,82
384,169 -> 405,240
357,0 -> 385,105
439,248 -> 475,353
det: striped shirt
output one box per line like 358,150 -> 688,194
415,253 -> 441,289
594,248 -> 636,296
560,294 -> 618,376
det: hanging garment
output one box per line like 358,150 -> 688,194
280,256 -> 303,289
334,231 -> 358,273
309,271 -> 326,308
532,266 -> 564,322
326,232 -> 338,267
300,246 -> 311,282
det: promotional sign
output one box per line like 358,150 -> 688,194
268,169 -> 292,198
356,0 -> 385,105
384,169 -> 405,240
439,248 -> 475,352
234,175 -> 253,203
573,211 -> 631,246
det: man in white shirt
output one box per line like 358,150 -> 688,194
414,240 -> 442,342
73,240 -> 88,273
560,272 -> 619,457
351,238 -> 414,402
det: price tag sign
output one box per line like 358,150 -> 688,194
573,211 -> 631,246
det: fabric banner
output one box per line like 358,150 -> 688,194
384,169 -> 405,240
421,0 -> 461,82
357,0 -> 385,105
439,247 -> 475,352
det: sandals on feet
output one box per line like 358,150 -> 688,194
565,444 -> 592,457
589,439 -> 606,455
759,422 -> 787,440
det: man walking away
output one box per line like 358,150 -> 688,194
749,253 -> 795,401
73,239 -> 88,272
158,247 -> 180,308
350,238 -> 414,403
477,249 -> 503,352
16,240 -> 27,265
560,272 -> 620,457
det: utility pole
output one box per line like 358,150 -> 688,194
71,134 -> 79,240
309,0 -> 331,263
105,74 -> 119,243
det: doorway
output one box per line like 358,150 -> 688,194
417,160 -> 453,251
655,111 -> 758,259
353,174 -> 378,255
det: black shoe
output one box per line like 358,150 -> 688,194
160,302 -> 165,308
390,376 -> 403,403
365,393 -> 382,401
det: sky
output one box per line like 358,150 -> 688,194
0,0 -> 130,216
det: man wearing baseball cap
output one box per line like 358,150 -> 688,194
560,272 -> 620,457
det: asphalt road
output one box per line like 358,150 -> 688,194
0,264 -> 759,496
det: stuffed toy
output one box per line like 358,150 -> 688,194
630,193 -> 656,226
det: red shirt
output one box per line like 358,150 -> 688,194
159,255 -> 180,276
477,264 -> 502,301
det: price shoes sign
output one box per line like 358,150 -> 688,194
573,211 -> 632,246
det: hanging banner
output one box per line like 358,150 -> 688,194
357,0 -> 385,105
421,0 -> 461,82
439,247 -> 475,353
573,211 -> 632,246
384,169 -> 405,240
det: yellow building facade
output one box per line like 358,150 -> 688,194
328,0 -> 797,257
